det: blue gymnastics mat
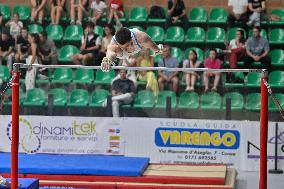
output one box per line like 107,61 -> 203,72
0,153 -> 149,177
0,178 -> 39,189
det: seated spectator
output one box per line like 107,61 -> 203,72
25,33 -> 41,90
203,49 -> 222,92
136,48 -> 159,96
38,31 -> 58,65
50,0 -> 66,25
72,22 -> 102,66
0,29 -> 15,71
101,23 -> 115,53
108,69 -> 135,117
245,26 -> 270,71
31,0 -> 47,24
70,0 -> 89,25
226,30 -> 246,69
183,49 -> 202,91
228,0 -> 248,28
15,28 -> 30,63
5,13 -> 23,41
108,0 -> 123,27
165,0 -> 188,30
90,0 -> 107,24
247,0 -> 266,26
158,45 -> 179,93
0,13 -> 3,27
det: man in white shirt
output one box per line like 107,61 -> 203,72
89,0 -> 107,23
228,0 -> 248,28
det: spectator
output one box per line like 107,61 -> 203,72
72,22 -> 102,66
165,0 -> 188,30
50,0 -> 66,25
247,0 -> 266,26
136,48 -> 159,96
203,49 -> 222,92
0,13 -> 3,27
226,30 -> 246,69
31,0 -> 47,24
38,31 -> 58,65
228,0 -> 248,28
89,0 -> 107,24
5,13 -> 23,41
183,49 -> 202,91
15,28 -> 30,63
0,29 -> 15,71
25,33 -> 40,90
108,0 -> 123,27
158,45 -> 179,93
108,69 -> 135,117
101,23 -> 115,53
70,0 -> 89,25
245,26 -> 270,71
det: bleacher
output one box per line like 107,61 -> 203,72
0,3 -> 284,120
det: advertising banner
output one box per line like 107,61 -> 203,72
0,116 -> 123,155
123,118 -> 242,168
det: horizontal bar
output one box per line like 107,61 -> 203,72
14,63 -> 262,73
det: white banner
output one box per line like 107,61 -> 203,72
123,118 -> 242,167
0,116 -> 123,155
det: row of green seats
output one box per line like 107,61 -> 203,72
2,4 -> 284,26
4,87 -> 283,112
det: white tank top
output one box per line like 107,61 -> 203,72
111,28 -> 142,59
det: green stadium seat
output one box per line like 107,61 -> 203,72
227,27 -> 246,42
128,7 -> 148,24
73,69 -> 94,84
184,47 -> 204,61
185,27 -> 205,44
188,7 -> 207,24
246,93 -> 260,111
269,9 -> 284,26
51,68 -> 72,84
269,71 -> 284,89
156,90 -> 177,108
128,26 -> 145,32
58,45 -> 80,64
0,65 -> 10,82
270,49 -> 284,67
269,28 -> 284,45
146,26 -> 164,43
94,69 -> 116,85
170,47 -> 182,63
90,89 -> 110,107
206,27 -> 225,44
269,93 -> 284,112
94,25 -> 104,37
46,24 -> 63,42
119,11 -> 128,23
200,92 -> 221,110
224,72 -> 245,88
208,8 -> 227,25
222,92 -> 244,110
68,89 -> 89,107
154,54 -> 162,63
148,7 -> 167,24
28,24 -> 43,34
13,5 -> 30,21
4,88 -> 24,105
165,26 -> 185,44
177,91 -> 199,109
246,72 -> 261,88
248,29 -> 267,38
63,25 -> 83,43
133,90 -> 155,108
23,88 -> 46,106
0,4 -> 10,21
48,88 -> 67,107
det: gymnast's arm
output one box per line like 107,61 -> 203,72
105,44 -> 119,63
139,32 -> 161,54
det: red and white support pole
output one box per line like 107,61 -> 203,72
11,64 -> 20,189
259,69 -> 268,189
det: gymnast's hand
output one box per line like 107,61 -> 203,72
101,57 -> 112,72
153,44 -> 165,56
